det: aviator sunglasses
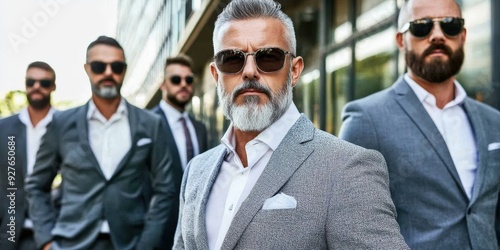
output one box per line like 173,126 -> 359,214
169,75 -> 194,85
400,17 -> 464,38
214,47 -> 294,74
26,78 -> 53,88
89,61 -> 127,74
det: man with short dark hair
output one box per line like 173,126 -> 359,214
26,36 -> 176,250
0,61 -> 57,250
152,54 -> 208,249
340,0 -> 500,248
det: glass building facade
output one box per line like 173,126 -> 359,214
115,0 -> 500,147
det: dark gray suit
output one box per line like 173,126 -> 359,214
174,115 -> 409,249
25,101 -> 176,250
0,114 -> 28,250
340,78 -> 500,249
152,105 -> 208,249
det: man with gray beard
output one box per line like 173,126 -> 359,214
340,0 -> 500,249
26,36 -> 176,250
173,0 -> 409,249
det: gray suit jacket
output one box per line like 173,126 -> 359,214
25,101 -> 176,250
0,114 -> 28,250
340,78 -> 500,249
173,115 -> 409,249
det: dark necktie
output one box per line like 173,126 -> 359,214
179,117 -> 194,162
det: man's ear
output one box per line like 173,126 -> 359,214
396,32 -> 405,50
290,56 -> 304,87
210,62 -> 219,86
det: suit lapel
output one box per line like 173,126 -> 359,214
111,102 -> 138,179
196,146 -> 227,249
462,99 -> 487,205
154,106 -> 182,168
221,115 -> 315,250
392,79 -> 467,197
76,103 -> 105,178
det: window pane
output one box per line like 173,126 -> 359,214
355,28 -> 397,99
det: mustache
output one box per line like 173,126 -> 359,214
27,89 -> 45,96
423,43 -> 452,57
232,80 -> 272,100
98,77 -> 118,85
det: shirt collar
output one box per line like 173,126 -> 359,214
404,73 -> 467,108
221,103 -> 301,152
160,99 -> 187,121
19,107 -> 56,128
87,97 -> 128,121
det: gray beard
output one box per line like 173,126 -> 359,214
217,71 -> 293,132
93,85 -> 119,99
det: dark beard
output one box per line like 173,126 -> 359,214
167,92 -> 191,109
27,94 -> 51,110
406,44 -> 464,83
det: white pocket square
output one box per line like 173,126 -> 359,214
262,192 -> 297,210
488,142 -> 500,151
137,138 -> 152,147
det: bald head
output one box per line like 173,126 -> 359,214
398,0 -> 462,31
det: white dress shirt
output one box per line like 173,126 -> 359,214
206,103 -> 301,250
19,106 -> 56,228
159,100 -> 200,169
87,98 -> 131,232
405,74 -> 477,199
19,107 -> 56,175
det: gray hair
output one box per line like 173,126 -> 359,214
397,0 -> 462,31
213,0 -> 296,54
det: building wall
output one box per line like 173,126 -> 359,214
118,0 -> 499,147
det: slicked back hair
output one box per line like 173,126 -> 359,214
165,54 -> 193,70
213,0 -> 296,54
86,35 -> 125,62
27,61 -> 56,82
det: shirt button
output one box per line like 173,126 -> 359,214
228,204 -> 233,211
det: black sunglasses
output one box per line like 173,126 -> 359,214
169,75 -> 194,85
26,78 -> 53,88
214,47 -> 295,74
400,17 -> 464,38
89,61 -> 127,74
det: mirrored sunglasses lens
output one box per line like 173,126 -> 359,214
216,50 -> 245,74
170,76 -> 182,85
441,18 -> 463,36
185,76 -> 194,84
111,62 -> 126,74
410,22 -> 433,37
90,62 -> 106,74
256,48 -> 286,72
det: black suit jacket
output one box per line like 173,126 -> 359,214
152,105 -> 208,249
25,101 -> 176,250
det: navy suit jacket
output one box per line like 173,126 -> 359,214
152,105 -> 208,249
25,101 -> 176,250
340,78 -> 500,249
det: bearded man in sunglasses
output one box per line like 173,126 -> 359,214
151,55 -> 208,249
26,36 -> 176,250
0,61 -> 58,250
173,0 -> 409,249
340,0 -> 500,249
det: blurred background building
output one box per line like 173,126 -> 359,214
115,0 -> 500,147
